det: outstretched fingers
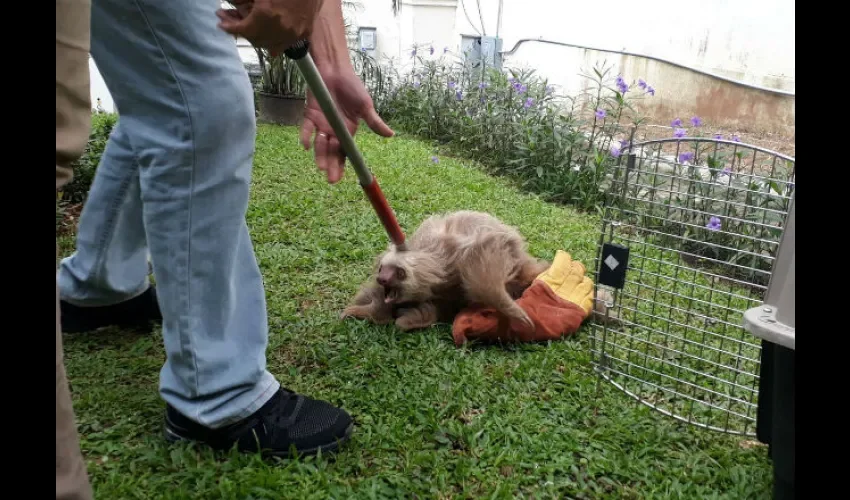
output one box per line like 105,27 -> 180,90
313,132 -> 330,178
363,106 -> 394,138
326,136 -> 345,184
300,118 -> 316,150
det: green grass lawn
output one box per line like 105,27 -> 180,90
59,124 -> 773,499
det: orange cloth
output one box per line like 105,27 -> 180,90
452,279 -> 589,346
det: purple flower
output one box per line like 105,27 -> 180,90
524,97 -> 534,108
690,116 -> 702,127
706,216 -> 722,231
646,86 -> 655,96
478,81 -> 489,89
455,90 -> 463,101
519,84 -> 527,94
674,128 -> 687,138
411,48 -> 417,57
678,151 -> 694,163
361,47 -> 367,53
619,139 -> 630,148
610,145 -> 621,157
448,81 -> 457,89
713,133 -> 723,140
413,80 -> 421,88
615,75 -> 629,94
637,78 -> 647,89
429,46 -> 434,55
545,85 -> 554,95
443,47 -> 449,54
595,108 -> 606,119
431,156 -> 439,163
671,118 -> 683,128
732,134 -> 741,142
480,96 -> 486,103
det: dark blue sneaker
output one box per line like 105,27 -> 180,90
59,286 -> 162,333
164,387 -> 355,457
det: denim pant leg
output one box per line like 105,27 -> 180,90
60,0 -> 280,428
58,123 -> 151,306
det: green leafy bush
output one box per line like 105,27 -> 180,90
60,111 -> 118,204
254,48 -> 307,98
56,111 -> 117,232
364,50 -> 653,213
607,136 -> 795,286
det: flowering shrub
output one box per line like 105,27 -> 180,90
609,117 -> 795,285
363,50 -> 656,212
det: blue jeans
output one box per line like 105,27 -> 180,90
57,0 -> 280,429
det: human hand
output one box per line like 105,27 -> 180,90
299,68 -> 394,184
216,0 -> 324,54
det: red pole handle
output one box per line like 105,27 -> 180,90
362,176 -> 406,248
271,41 -> 408,249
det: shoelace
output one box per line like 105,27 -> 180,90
262,389 -> 302,439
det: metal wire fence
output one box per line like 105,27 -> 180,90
590,137 -> 795,436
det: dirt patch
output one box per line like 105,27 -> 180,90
56,202 -> 83,237
637,123 -> 795,158
459,407 -> 485,425
739,439 -> 767,449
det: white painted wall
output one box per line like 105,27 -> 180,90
350,0 -> 461,72
356,0 -> 794,92
89,58 -> 116,113
87,0 -> 794,114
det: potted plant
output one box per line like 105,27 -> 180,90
254,48 -> 308,126
249,0 -> 368,125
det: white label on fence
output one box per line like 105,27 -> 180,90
604,255 -> 620,270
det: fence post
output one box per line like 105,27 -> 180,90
742,190 -> 795,499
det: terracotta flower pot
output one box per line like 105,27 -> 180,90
256,91 -> 306,126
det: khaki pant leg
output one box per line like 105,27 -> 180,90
56,0 -> 93,498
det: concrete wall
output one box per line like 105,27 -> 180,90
356,0 -> 459,69
504,41 -> 795,136
88,0 -> 795,136
613,49 -> 795,137
450,0 -> 793,93
89,58 -> 115,114
355,0 -> 795,136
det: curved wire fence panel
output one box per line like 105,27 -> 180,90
589,137 -> 795,436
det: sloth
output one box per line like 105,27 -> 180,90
341,210 -> 550,332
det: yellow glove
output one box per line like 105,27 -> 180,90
536,250 -> 595,316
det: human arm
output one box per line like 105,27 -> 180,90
216,0 -> 325,53
298,0 -> 394,184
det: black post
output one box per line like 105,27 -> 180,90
756,339 -> 795,499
